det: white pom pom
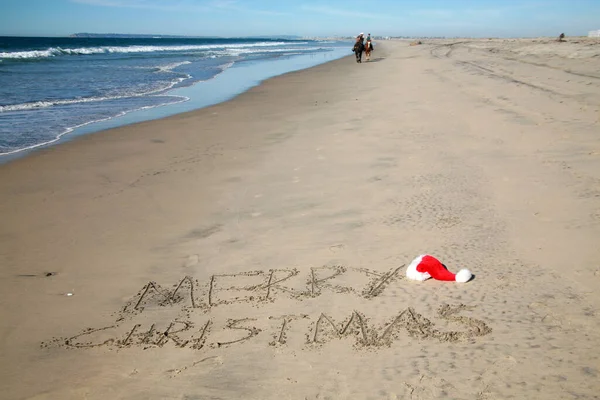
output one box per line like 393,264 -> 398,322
455,269 -> 473,283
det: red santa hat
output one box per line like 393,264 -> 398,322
406,254 -> 472,283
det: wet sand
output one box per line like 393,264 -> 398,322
1,38 -> 600,399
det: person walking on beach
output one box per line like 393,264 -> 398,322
353,33 -> 365,63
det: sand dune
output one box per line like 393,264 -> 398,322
1,38 -> 599,399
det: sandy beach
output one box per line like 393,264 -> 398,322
1,38 -> 600,399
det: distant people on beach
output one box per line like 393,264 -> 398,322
352,33 -> 365,63
352,33 -> 374,63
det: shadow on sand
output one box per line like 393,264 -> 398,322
365,57 -> 386,63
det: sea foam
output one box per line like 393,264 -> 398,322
0,42 -> 307,60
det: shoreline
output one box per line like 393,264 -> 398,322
1,39 -> 600,399
0,46 -> 350,164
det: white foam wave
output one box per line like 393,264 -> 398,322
218,61 -> 234,71
0,60 -> 237,113
209,46 -> 327,57
1,73 -> 192,112
0,42 -> 307,59
0,59 -> 242,156
155,61 -> 192,73
0,95 -> 190,156
0,49 -> 58,59
1,87 -> 174,112
238,46 -> 325,54
0,60 -> 245,155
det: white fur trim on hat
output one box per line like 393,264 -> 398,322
406,254 -> 431,281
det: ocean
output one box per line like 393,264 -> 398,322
0,36 -> 350,158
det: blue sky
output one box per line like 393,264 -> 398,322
1,0 -> 599,38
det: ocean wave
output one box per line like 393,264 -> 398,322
206,46 -> 328,57
154,61 -> 192,73
0,61 -> 240,155
1,80 -> 184,112
235,46 -> 326,54
218,61 -> 235,71
0,61 -> 234,112
0,95 -> 190,156
0,42 -> 308,59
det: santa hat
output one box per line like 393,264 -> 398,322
406,254 -> 472,283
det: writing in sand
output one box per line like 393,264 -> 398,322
43,265 -> 492,351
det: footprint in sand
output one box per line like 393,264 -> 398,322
329,244 -> 345,253
184,254 -> 200,268
310,371 -> 351,399
165,356 -> 223,378
528,302 -> 563,327
476,355 -> 518,399
399,376 -> 458,400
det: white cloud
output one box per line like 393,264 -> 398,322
464,8 -> 503,19
301,5 -> 391,20
209,0 -> 238,9
210,0 -> 289,16
71,0 -> 288,15
70,0 -> 181,10
409,2 -> 548,22
409,9 -> 454,19
407,6 -> 508,26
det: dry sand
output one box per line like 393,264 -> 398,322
1,38 -> 600,399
